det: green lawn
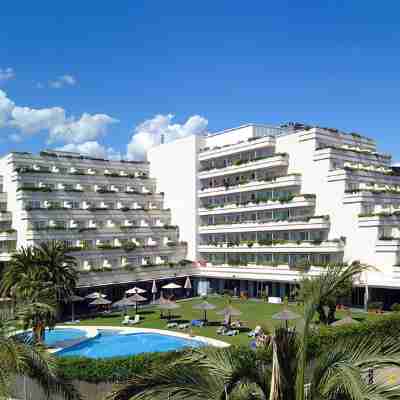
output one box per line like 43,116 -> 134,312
70,296 -> 375,346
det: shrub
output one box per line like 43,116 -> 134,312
57,351 -> 182,383
391,303 -> 400,312
367,301 -> 383,311
307,313 -> 400,359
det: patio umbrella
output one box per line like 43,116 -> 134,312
67,294 -> 84,322
272,307 -> 301,329
162,283 -> 182,289
216,305 -> 241,326
129,293 -> 147,314
89,297 -> 111,306
193,301 -> 216,323
159,301 -> 181,320
112,296 -> 134,315
126,286 -> 146,295
85,292 -> 106,300
151,280 -> 158,303
330,316 -> 360,327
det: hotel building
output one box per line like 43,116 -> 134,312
0,150 -> 191,296
149,123 -> 400,307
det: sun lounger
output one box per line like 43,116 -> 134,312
166,322 -> 178,329
217,326 -> 228,335
130,314 -> 140,325
223,329 -> 239,336
178,323 -> 189,329
191,319 -> 204,327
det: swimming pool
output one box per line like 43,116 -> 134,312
56,330 -> 204,358
26,328 -> 88,347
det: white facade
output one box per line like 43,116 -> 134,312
0,150 -> 189,288
149,123 -> 400,295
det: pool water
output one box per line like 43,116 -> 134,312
26,328 -> 88,347
57,330 -> 204,358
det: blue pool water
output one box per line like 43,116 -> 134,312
26,328 -> 88,347
57,330 -> 204,358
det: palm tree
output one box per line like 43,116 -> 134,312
109,347 -> 271,400
1,242 -> 78,341
35,241 -> 78,302
0,314 -> 81,400
109,262 -> 400,400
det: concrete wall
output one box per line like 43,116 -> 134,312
148,135 -> 202,260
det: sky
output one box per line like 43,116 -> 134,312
1,1 -> 400,160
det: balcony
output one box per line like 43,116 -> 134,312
77,262 -> 196,288
199,194 -> 315,216
314,146 -> 391,166
198,240 -> 343,254
198,154 -> 289,179
358,212 -> 400,228
375,238 -> 400,253
0,229 -> 17,241
199,215 -> 328,234
198,136 -> 276,161
196,263 -> 327,282
198,174 -> 301,198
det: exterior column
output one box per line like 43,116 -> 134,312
279,282 -> 285,298
364,285 -> 369,312
218,279 -> 225,294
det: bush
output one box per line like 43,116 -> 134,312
391,303 -> 400,312
57,351 -> 182,383
307,312 -> 400,359
367,301 -> 383,311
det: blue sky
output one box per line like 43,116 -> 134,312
1,1 -> 400,160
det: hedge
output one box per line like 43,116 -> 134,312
57,346 -> 270,383
307,312 -> 400,358
57,351 -> 182,383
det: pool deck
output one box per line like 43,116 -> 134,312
54,325 -> 230,352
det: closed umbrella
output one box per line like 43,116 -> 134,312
126,286 -> 146,295
272,307 -> 301,329
151,280 -> 158,303
184,277 -> 192,297
193,301 -> 216,323
68,294 -> 84,322
129,293 -> 147,314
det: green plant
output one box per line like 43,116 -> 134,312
391,303 -> 400,312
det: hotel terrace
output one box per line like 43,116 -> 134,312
149,122 -> 400,307
0,150 -> 191,295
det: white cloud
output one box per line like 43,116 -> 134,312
11,106 -> 66,134
0,90 -> 15,127
126,114 -> 208,160
48,113 -> 118,144
0,89 -> 118,144
0,68 -> 15,83
57,141 -> 121,160
49,74 -> 77,89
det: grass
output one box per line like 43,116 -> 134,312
70,296 -> 375,346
